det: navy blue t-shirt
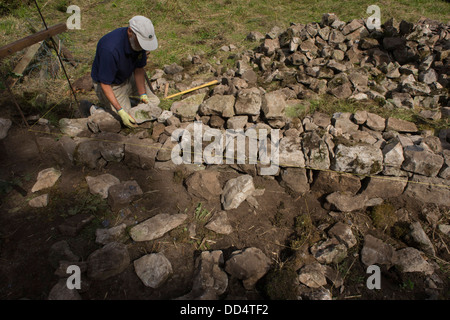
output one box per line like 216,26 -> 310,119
91,27 -> 147,85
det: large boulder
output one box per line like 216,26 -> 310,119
332,144 -> 383,175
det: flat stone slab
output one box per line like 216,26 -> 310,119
31,168 -> 62,193
129,213 -> 188,241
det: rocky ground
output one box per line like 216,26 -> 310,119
0,13 -> 449,300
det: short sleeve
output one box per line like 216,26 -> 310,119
136,51 -> 147,69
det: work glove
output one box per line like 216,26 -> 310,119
140,94 -> 149,104
117,108 -> 138,128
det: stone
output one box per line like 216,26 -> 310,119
129,103 -> 163,124
225,247 -> 271,290
59,118 -> 89,137
170,93 -> 206,121
129,213 -> 188,242
48,279 -> 82,300
262,91 -> 286,120
404,175 -> 450,206
164,63 -> 184,74
311,170 -> 361,195
156,138 -> 178,162
409,222 -> 435,256
312,112 -> 331,129
85,174 -> 120,199
325,192 -> 368,212
342,19 -> 363,35
302,131 -> 330,170
124,138 -> 160,169
98,132 -> 125,162
87,110 -> 121,133
134,253 -> 173,288
402,146 -> 444,177
328,222 -> 357,249
227,116 -> 248,130
48,240 -> 80,269
419,68 -> 438,84
29,194 -> 49,208
58,214 -> 95,237
280,168 -> 309,194
205,211 -> 233,235
332,144 -> 383,175
74,140 -> 103,169
310,238 -> 348,264
185,170 -> 222,201
438,224 -> 450,236
279,136 -> 306,168
0,118 -> 12,139
87,242 -> 130,281
332,112 -> 359,133
353,110 -> 368,125
262,38 -> 280,56
199,95 -> 235,118
246,31 -> 265,42
361,235 -> 395,266
298,263 -> 327,288
235,88 -> 262,116
386,118 -> 418,133
221,175 -> 255,210
365,113 -> 385,131
158,110 -> 173,123
361,176 -> 408,199
95,223 -> 128,245
31,168 -> 61,193
391,92 -> 414,109
393,247 -> 434,275
107,180 -> 143,211
180,250 -> 228,299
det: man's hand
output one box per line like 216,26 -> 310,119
117,108 -> 138,128
140,94 -> 149,104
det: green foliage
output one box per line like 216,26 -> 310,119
194,202 -> 211,222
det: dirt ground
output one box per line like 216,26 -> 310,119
0,120 -> 449,300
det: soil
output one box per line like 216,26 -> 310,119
0,122 -> 449,301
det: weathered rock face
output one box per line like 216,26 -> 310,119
133,253 -> 173,288
171,93 -> 207,121
221,175 -> 255,210
87,110 -> 121,133
87,242 -> 130,281
199,95 -> 235,118
361,235 -> 395,267
332,144 -> 383,175
402,146 -> 444,177
185,171 -> 222,200
129,213 -> 188,242
225,247 -> 271,290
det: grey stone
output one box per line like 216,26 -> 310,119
86,174 -> 120,199
262,91 -> 286,120
325,192 -> 368,212
48,279 -> 82,300
87,242 -> 130,281
361,176 -> 408,199
29,194 -> 49,208
404,175 -> 450,206
225,247 -> 271,290
365,113 -> 386,131
280,168 -> 309,194
279,136 -> 306,168
199,95 -> 235,118
227,116 -> 248,130
298,263 -> 327,288
87,110 -> 121,133
332,112 -> 359,133
332,144 -> 383,175
171,93 -> 207,122
310,238 -> 348,264
221,175 -> 255,210
409,222 -> 435,256
107,180 -> 143,211
59,118 -> 89,137
328,222 -> 357,249
185,171 -> 222,201
95,223 -> 128,245
235,88 -> 262,116
302,131 -> 330,170
74,140 -> 103,169
129,103 -> 163,124
31,168 -> 61,193
393,247 -> 434,275
0,118 -> 12,140
361,235 -> 395,266
134,253 -> 173,288
386,118 -> 418,133
124,138 -> 160,169
205,211 -> 233,235
402,146 -> 444,177
130,213 -> 188,242
312,170 -> 361,195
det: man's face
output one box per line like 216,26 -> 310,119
128,28 -> 143,52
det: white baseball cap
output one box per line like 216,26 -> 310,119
129,16 -> 158,51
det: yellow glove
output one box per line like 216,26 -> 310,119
140,94 -> 149,104
117,108 -> 138,128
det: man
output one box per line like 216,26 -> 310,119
91,16 -> 160,128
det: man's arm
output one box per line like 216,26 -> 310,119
134,67 -> 147,96
100,83 -> 122,111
